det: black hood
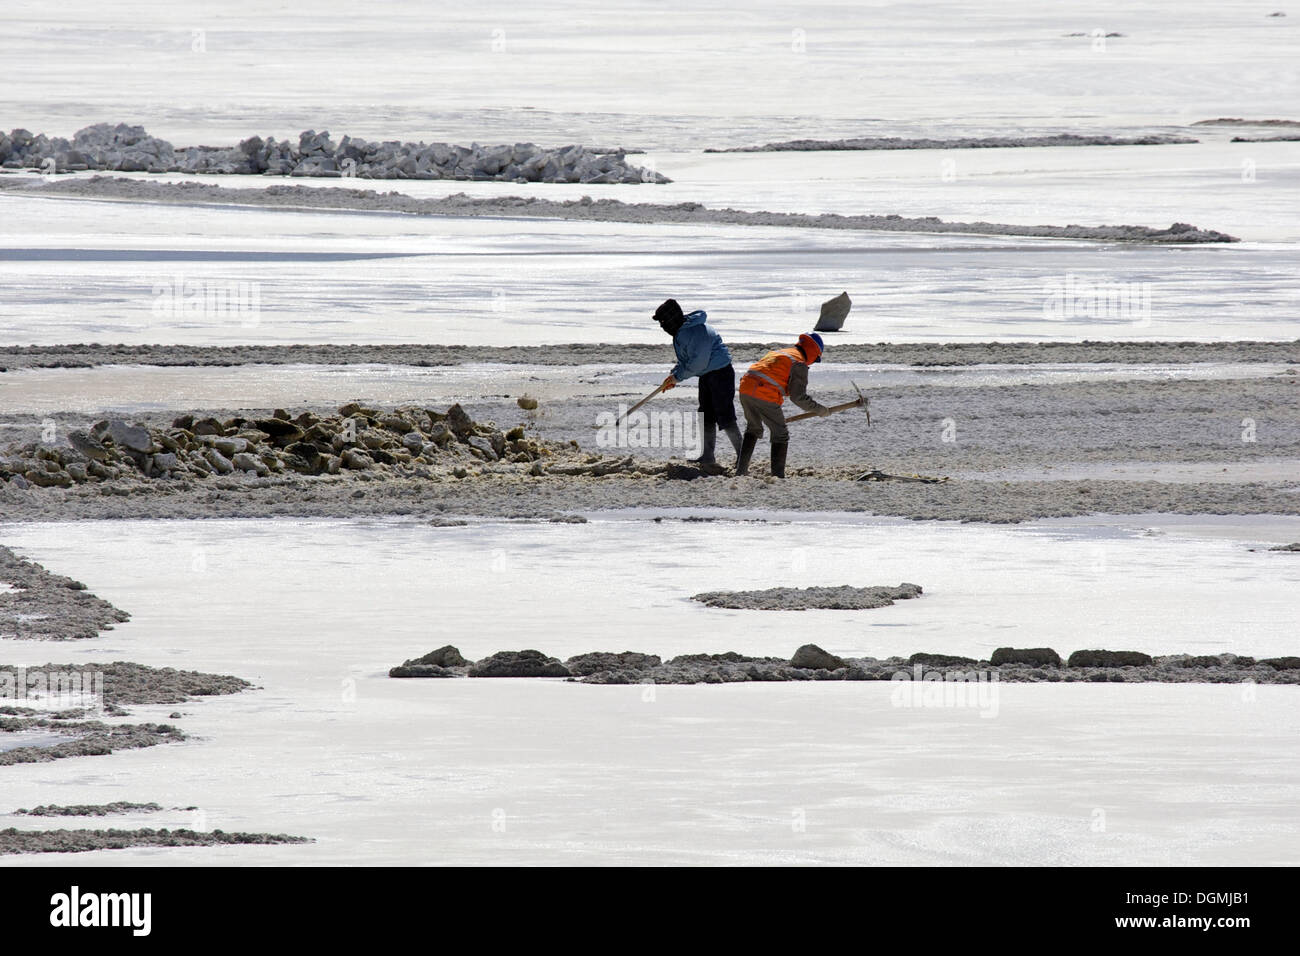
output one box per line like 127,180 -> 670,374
654,298 -> 685,336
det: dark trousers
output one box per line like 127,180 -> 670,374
697,364 -> 738,427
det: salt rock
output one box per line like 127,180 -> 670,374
990,647 -> 1062,667
908,653 -> 978,667
284,442 -> 323,469
1066,649 -> 1154,668
468,650 -> 570,678
564,651 -> 661,676
231,452 -> 267,475
68,430 -> 109,461
211,436 -> 248,457
446,403 -> 475,438
405,645 -> 470,668
253,417 -> 302,440
389,664 -> 457,678
204,448 -> 235,474
341,449 -> 373,470
790,644 -> 847,670
467,436 -> 498,460
107,420 -> 153,453
25,468 -> 72,488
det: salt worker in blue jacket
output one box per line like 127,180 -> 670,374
654,298 -> 742,467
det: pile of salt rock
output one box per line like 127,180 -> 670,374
390,644 -> 1300,685
1,403 -> 555,489
0,123 -> 669,184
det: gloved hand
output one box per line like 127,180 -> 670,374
661,375 -> 677,391
815,405 -> 832,417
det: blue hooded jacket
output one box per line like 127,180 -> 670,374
670,310 -> 732,382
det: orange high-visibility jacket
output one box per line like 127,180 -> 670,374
739,346 -> 807,405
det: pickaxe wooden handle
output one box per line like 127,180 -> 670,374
615,383 -> 667,425
785,381 -> 870,423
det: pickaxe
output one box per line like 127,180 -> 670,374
785,380 -> 870,424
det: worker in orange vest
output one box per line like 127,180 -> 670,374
735,332 -> 829,478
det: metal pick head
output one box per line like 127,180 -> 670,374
851,381 -> 870,425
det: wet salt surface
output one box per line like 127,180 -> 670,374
4,679 -> 1297,866
3,191 -> 1299,347
0,513 -> 1296,864
951,460 -> 1300,484
0,733 -> 71,753
0,361 -> 1284,416
2,512 -> 1297,672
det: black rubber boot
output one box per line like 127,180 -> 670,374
690,422 -> 717,464
735,433 -> 758,476
721,423 -> 742,456
770,441 -> 789,478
